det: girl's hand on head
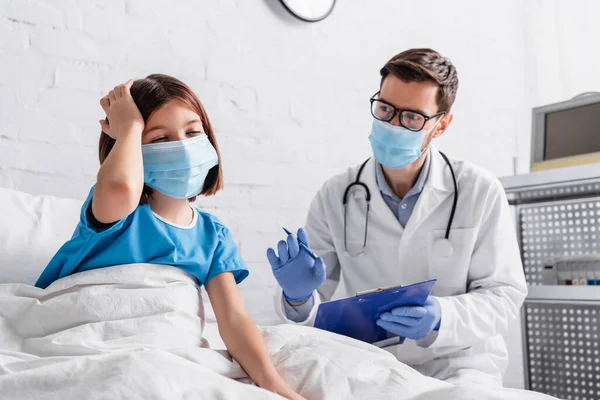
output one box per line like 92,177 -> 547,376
99,80 -> 144,140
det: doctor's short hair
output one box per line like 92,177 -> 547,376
98,74 -> 224,204
380,48 -> 459,112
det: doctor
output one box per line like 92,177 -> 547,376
266,48 -> 527,386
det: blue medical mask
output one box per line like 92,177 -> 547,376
368,119 -> 433,169
142,135 -> 219,199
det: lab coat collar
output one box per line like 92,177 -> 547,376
403,145 -> 455,235
358,145 -> 455,236
427,145 -> 454,194
375,148 -> 432,201
367,145 -> 452,196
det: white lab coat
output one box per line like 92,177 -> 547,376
275,147 -> 527,386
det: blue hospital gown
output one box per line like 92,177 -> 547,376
35,187 -> 249,289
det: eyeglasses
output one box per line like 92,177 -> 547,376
370,92 -> 446,132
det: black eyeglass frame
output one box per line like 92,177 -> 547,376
370,92 -> 446,132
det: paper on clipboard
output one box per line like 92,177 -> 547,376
313,279 -> 437,346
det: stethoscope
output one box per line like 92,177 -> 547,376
342,151 -> 458,259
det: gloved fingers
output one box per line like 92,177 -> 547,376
379,312 -> 392,321
297,227 -> 310,247
408,326 -> 429,340
286,233 -> 300,259
425,296 -> 441,310
391,306 -> 428,318
266,248 -> 281,270
376,319 -> 407,336
380,313 -> 423,326
377,319 -> 422,339
277,240 -> 290,264
312,257 -> 326,282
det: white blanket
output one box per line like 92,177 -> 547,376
0,264 -> 556,400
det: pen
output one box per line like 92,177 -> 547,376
282,227 -> 318,260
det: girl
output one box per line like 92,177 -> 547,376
35,75 -> 304,400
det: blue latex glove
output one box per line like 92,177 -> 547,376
266,228 -> 326,303
375,297 -> 442,340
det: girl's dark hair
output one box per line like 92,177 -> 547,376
98,74 -> 223,204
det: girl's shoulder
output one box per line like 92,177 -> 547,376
193,208 -> 229,233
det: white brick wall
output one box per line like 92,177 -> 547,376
2,0 -> 600,389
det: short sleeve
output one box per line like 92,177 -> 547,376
35,186 -> 130,289
205,224 -> 249,286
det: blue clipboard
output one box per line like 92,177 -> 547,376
313,279 -> 437,345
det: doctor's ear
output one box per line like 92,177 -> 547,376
432,112 -> 453,139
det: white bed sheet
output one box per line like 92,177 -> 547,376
0,264 -> 557,400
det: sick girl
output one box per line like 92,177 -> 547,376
36,75 -> 304,400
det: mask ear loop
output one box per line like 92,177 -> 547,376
419,114 -> 445,156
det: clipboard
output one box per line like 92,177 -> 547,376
313,279 -> 437,346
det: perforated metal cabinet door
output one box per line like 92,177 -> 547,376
525,302 -> 600,399
518,197 -> 600,286
512,182 -> 600,204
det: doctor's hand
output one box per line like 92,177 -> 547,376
376,297 -> 442,341
266,228 -> 326,303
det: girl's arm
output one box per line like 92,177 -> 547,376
93,80 -> 145,224
206,272 -> 305,400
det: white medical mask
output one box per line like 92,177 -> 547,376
142,135 -> 219,199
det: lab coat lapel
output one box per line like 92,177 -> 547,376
403,147 -> 454,238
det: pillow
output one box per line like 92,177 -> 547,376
0,187 -> 82,285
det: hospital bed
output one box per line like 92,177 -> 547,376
0,186 -> 559,399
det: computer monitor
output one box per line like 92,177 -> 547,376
531,93 -> 600,171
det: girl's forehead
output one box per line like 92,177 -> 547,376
147,100 -> 201,126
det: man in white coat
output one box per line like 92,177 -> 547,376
266,48 -> 527,387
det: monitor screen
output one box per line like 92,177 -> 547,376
544,102 -> 600,160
